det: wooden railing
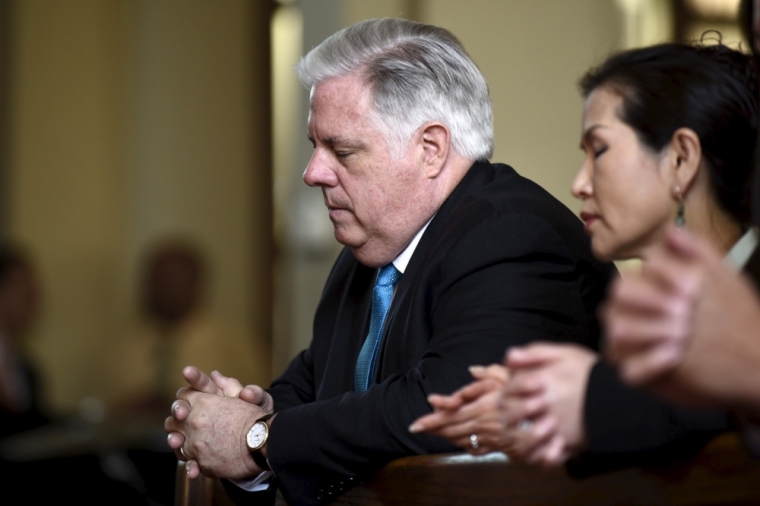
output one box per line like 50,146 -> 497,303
176,432 -> 760,505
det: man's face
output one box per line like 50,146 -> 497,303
303,74 -> 434,267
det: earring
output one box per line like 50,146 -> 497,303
674,186 -> 685,227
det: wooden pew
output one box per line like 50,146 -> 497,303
177,432 -> 760,506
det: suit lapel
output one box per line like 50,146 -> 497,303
317,251 -> 375,397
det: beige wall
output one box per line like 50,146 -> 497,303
12,0 -> 269,412
343,0 -> 420,23
10,0 -> 627,407
12,0 -> 132,411
426,0 -> 622,213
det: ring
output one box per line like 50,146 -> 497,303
180,446 -> 189,460
469,434 -> 479,449
518,419 -> 534,433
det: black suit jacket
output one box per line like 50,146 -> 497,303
580,363 -> 729,470
233,161 -> 615,505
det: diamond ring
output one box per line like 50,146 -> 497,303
469,433 -> 479,449
518,419 -> 534,433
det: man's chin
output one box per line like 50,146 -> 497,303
348,244 -> 397,269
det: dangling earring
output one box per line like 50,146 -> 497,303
674,186 -> 686,228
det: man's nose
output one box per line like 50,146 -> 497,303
303,150 -> 338,187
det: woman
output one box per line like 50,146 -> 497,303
410,41 -> 758,466
603,0 -> 760,437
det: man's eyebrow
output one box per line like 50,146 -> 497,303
311,135 -> 366,149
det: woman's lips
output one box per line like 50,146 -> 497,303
579,212 -> 598,231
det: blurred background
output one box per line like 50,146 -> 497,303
0,0 -> 745,456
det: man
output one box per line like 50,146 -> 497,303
166,18 -> 614,505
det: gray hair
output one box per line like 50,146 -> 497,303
297,18 -> 493,161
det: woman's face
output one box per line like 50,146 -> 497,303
572,87 -> 675,261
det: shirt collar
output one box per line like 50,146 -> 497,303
726,227 -> 759,271
392,216 -> 435,274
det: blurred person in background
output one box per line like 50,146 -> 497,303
102,239 -> 258,415
0,243 -> 48,440
0,244 -> 149,505
413,41 -> 758,469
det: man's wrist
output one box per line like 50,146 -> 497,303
261,413 -> 276,459
249,413 -> 276,471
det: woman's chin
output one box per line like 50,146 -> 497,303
591,242 -> 616,262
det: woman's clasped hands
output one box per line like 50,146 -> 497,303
410,344 -> 597,467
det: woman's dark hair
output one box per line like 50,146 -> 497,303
580,42 -> 758,225
738,0 -> 760,227
739,0 -> 754,54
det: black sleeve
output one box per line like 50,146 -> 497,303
574,360 -> 730,473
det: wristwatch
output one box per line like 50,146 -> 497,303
246,412 -> 275,471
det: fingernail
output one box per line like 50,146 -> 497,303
427,394 -> 436,403
409,423 -> 421,433
186,466 -> 191,475
167,434 -> 172,443
469,365 -> 485,373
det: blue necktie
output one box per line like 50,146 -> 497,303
354,264 -> 401,391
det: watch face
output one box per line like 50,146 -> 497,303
247,421 -> 268,450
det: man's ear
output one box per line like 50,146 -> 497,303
669,127 -> 702,195
419,123 -> 450,179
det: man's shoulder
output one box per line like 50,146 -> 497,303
441,161 -> 585,242
466,162 -> 573,214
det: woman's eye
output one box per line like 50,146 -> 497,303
336,151 -> 352,159
593,147 -> 608,159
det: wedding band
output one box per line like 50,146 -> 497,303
469,434 -> 479,449
180,446 -> 189,460
518,420 -> 534,433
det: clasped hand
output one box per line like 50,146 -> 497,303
410,344 -> 595,467
165,366 -> 274,480
604,227 -> 760,413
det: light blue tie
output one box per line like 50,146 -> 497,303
354,264 -> 401,391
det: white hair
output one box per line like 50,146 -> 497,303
297,18 -> 493,161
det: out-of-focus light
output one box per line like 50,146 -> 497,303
685,0 -> 741,18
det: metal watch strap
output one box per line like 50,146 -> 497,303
250,412 -> 275,471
